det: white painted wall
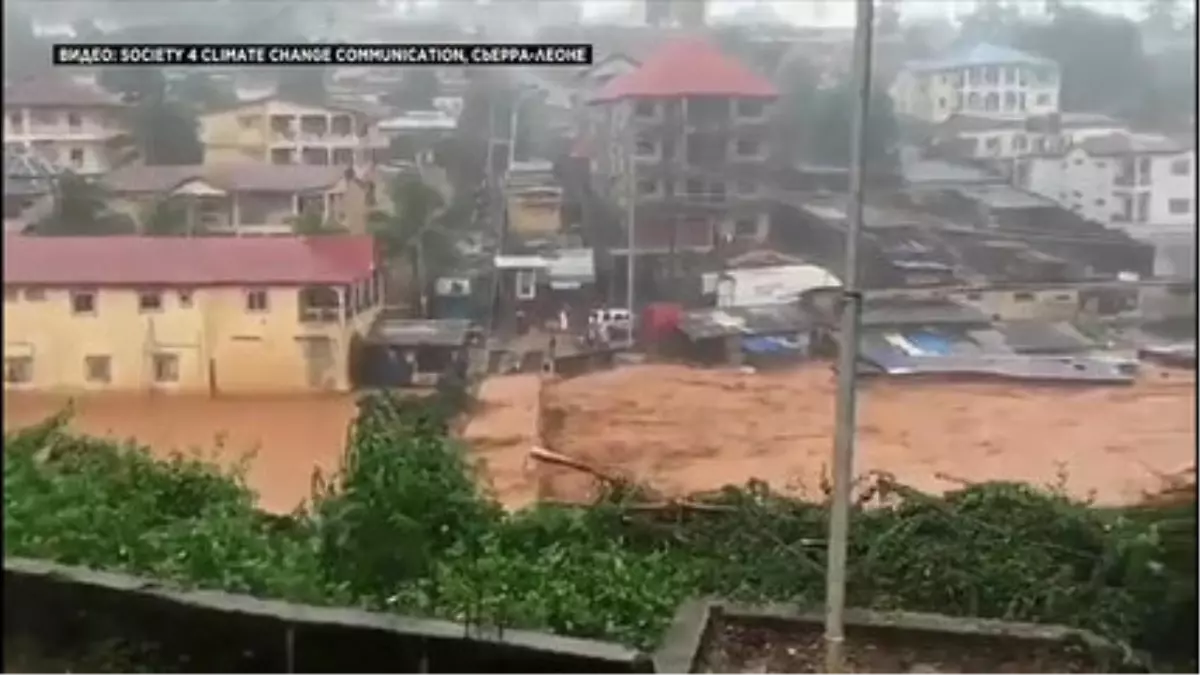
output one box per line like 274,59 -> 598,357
892,62 -> 1061,124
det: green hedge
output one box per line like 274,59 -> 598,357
4,394 -> 1195,670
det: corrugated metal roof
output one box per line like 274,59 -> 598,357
3,235 -> 376,287
997,321 -> 1096,353
860,297 -> 991,327
592,38 -> 777,101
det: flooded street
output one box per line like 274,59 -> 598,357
533,363 -> 1196,506
3,393 -> 357,514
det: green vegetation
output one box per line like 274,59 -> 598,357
4,394 -> 1195,671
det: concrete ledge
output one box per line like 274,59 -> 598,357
5,557 -> 653,672
654,599 -> 1123,673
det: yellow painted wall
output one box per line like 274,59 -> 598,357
3,284 -> 382,395
199,99 -> 385,165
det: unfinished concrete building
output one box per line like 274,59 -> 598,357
581,38 -> 778,304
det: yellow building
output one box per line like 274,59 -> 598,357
199,97 -> 388,167
2,235 -> 383,395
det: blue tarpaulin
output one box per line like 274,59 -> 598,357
742,336 -> 801,355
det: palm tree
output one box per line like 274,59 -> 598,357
369,175 -> 449,314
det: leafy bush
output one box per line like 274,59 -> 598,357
4,394 -> 1195,671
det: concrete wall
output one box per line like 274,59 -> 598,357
4,557 -> 653,673
3,283 -> 382,394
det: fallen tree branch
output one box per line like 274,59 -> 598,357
528,446 -> 623,484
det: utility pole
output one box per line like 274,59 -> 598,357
824,0 -> 874,673
624,109 -> 638,345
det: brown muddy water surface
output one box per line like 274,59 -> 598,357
3,393 -> 357,514
523,363 -> 1196,506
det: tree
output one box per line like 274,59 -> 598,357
877,0 -> 902,38
771,58 -> 899,170
957,0 -> 1022,45
1012,6 -> 1152,115
172,73 -> 238,113
384,69 -> 441,111
277,68 -> 329,104
34,174 -> 134,236
141,197 -> 191,236
1142,0 -> 1181,33
369,176 -> 450,313
98,68 -> 205,165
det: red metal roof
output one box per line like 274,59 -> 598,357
4,235 -> 377,287
591,38 -> 778,102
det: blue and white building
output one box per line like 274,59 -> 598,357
889,43 -> 1061,124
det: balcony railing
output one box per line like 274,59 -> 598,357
299,306 -> 340,323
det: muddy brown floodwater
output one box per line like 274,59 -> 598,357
531,363 -> 1196,506
3,393 -> 357,514
461,374 -> 543,509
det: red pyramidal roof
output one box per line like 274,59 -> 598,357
592,38 -> 778,102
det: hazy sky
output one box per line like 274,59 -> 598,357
581,0 -> 1178,26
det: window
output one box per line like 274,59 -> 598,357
71,290 -> 96,314
515,270 -> 537,300
736,99 -> 765,118
24,288 -> 45,302
736,139 -> 761,157
8,112 -> 23,130
152,353 -> 179,383
1012,135 -> 1027,152
1013,292 -> 1036,302
637,179 -> 658,196
66,112 -> 82,130
967,93 -> 980,109
4,356 -> 32,384
1138,157 -> 1152,185
138,290 -> 163,312
1136,192 -> 1150,222
237,114 -> 258,129
635,137 -> 656,157
1170,158 -> 1191,176
985,137 -> 1001,151
245,289 -> 269,312
937,97 -> 947,109
685,179 -> 704,195
734,218 -> 757,237
1036,94 -> 1050,106
69,148 -> 84,167
1003,92 -> 1016,110
1168,198 -> 1192,214
736,181 -> 758,196
1095,199 -> 1105,206
178,290 -> 194,307
633,101 -> 656,118
84,355 -> 111,384
965,292 -> 983,301
984,93 -> 999,111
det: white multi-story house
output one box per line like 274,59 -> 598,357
3,75 -> 133,175
1017,132 -> 1196,277
890,43 -> 1061,124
